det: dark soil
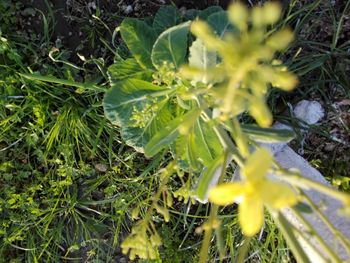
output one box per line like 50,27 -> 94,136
14,0 -> 231,64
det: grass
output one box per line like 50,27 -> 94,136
1,0 -> 349,262
282,0 -> 350,191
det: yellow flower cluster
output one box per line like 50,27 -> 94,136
209,148 -> 298,236
182,2 -> 298,127
121,222 -> 161,260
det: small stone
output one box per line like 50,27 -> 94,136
95,163 -> 108,173
324,143 -> 336,152
21,7 -> 36,17
122,5 -> 133,14
55,38 -> 62,47
294,100 -> 325,125
88,1 -> 97,10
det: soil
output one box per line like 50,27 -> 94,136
14,0 -> 231,63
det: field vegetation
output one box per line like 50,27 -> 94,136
0,0 -> 349,262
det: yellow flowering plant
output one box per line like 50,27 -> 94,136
209,148 -> 298,236
104,2 -> 350,262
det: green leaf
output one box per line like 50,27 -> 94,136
144,119 -> 181,157
191,118 -> 222,166
293,55 -> 329,76
187,12 -> 235,84
207,11 -> 237,38
184,9 -> 200,21
199,6 -> 223,19
175,116 -> 223,171
121,102 -> 174,152
19,73 -> 101,91
195,154 -> 225,201
104,79 -> 172,152
189,38 -> 217,69
241,124 -> 295,143
120,18 -> 157,69
186,131 -> 201,170
107,58 -> 152,84
153,6 -> 182,34
104,79 -> 165,126
145,108 -> 202,157
151,22 -> 191,69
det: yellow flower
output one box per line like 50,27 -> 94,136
209,148 -> 298,236
184,2 -> 298,128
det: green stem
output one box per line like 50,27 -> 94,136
236,237 -> 251,263
198,204 -> 218,263
197,98 -> 244,167
199,151 -> 229,263
212,123 -> 244,167
300,190 -> 350,256
270,210 -> 311,263
292,206 -> 342,262
279,171 -> 350,205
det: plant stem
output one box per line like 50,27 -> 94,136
199,151 -> 229,263
292,206 -> 342,262
270,210 -> 311,263
198,204 -> 218,263
300,190 -> 350,256
236,237 -> 251,263
279,172 -> 350,205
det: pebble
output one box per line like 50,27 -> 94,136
324,143 -> 336,152
293,100 -> 325,125
95,163 -> 108,173
122,5 -> 133,15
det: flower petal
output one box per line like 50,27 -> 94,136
249,98 -> 273,128
242,148 -> 273,182
209,183 -> 245,206
260,181 -> 298,209
228,3 -> 248,31
238,198 -> 264,236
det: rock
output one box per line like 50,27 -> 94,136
293,100 -> 325,125
324,143 -> 336,152
122,5 -> 133,15
21,7 -> 36,17
95,163 -> 108,173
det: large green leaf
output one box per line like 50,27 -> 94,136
151,21 -> 191,69
107,58 -> 152,84
120,18 -> 157,69
153,6 -> 182,34
103,79 -> 172,151
199,6 -> 223,19
188,39 -> 217,83
188,11 -> 234,83
189,118 -> 222,167
207,11 -> 236,38
184,9 -> 200,21
121,101 -> 174,152
145,108 -> 202,157
189,39 -> 217,69
174,116 -> 223,171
